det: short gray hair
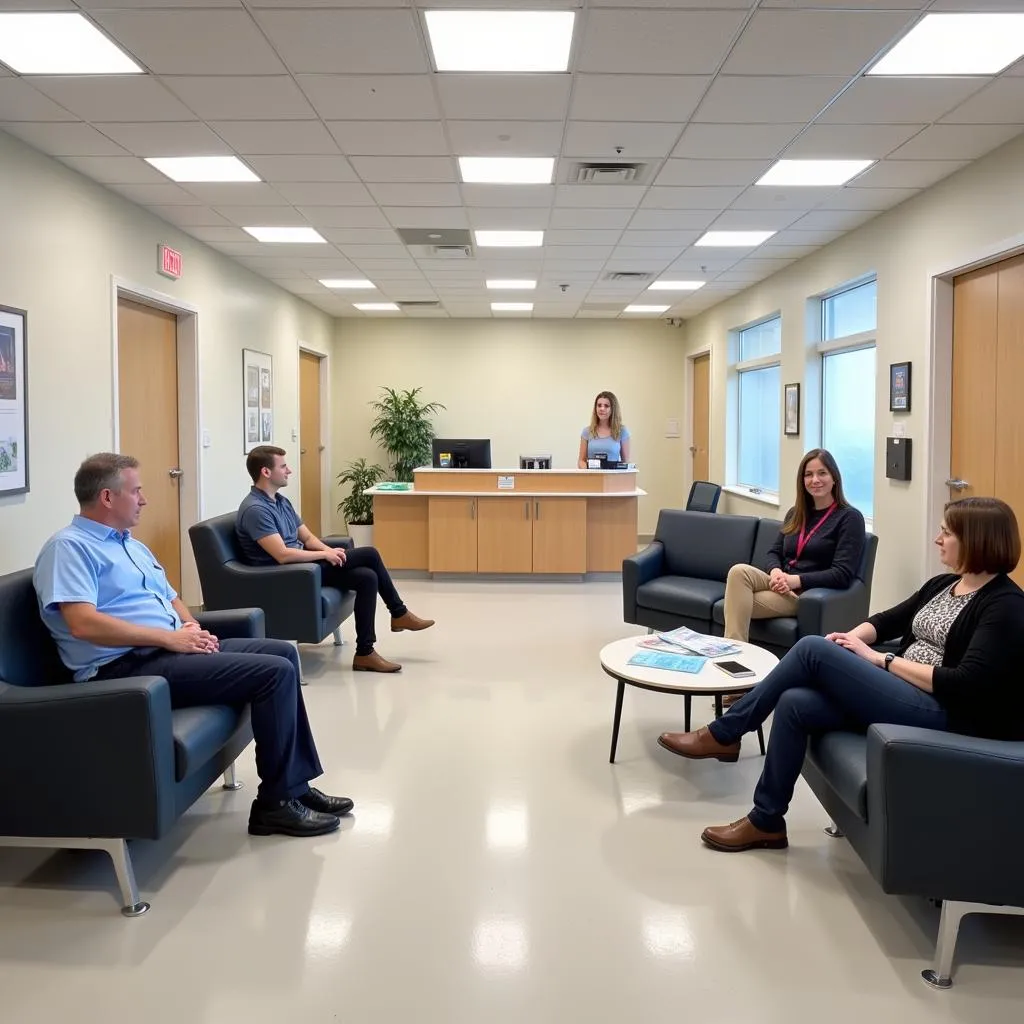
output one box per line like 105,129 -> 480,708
74,453 -> 139,505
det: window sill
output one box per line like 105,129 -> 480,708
723,485 -> 781,509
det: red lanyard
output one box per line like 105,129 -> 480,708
789,503 -> 837,567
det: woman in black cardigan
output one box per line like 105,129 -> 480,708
658,496 -> 1024,853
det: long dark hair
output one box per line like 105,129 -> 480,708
782,448 -> 848,535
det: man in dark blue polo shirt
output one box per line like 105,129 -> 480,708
236,446 -> 434,673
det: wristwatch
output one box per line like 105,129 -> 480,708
883,652 -> 896,672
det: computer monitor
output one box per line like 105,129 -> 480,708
432,438 -> 492,469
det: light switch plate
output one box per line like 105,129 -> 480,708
291,428 -> 298,442
665,419 -> 680,437
201,429 -> 211,448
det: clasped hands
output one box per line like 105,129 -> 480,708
826,631 -> 883,667
768,568 -> 801,596
170,620 -> 220,654
320,547 -> 347,567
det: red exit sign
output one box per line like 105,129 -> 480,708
158,244 -> 182,279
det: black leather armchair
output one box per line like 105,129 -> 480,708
685,480 -> 722,513
0,567 -> 259,916
189,512 -> 355,646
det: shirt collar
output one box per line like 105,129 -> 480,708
251,485 -> 284,505
71,513 -> 130,542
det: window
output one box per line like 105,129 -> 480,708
819,280 -> 876,518
731,316 -> 781,494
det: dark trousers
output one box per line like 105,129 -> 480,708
95,638 -> 322,803
319,546 -> 406,656
709,635 -> 948,832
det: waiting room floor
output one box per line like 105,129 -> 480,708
1,579 -> 1022,1022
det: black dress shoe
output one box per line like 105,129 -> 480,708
299,787 -> 354,817
248,798 -> 340,837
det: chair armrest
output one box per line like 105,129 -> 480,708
205,562 -> 322,642
322,535 -> 354,551
796,581 -> 869,638
866,724 -> 1024,903
622,541 -> 666,624
0,676 -> 177,840
195,607 -> 266,640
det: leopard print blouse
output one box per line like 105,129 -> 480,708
903,583 -> 977,666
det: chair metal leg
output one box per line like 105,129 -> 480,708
684,693 -> 691,733
104,838 -> 150,917
332,627 -> 344,646
288,639 -> 306,685
922,900 -> 1024,989
823,821 -> 844,838
609,678 -> 625,763
756,724 -> 765,756
222,761 -> 244,791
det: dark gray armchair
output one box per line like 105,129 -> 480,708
685,480 -> 722,513
803,725 -> 1024,987
189,512 -> 355,646
0,567 -> 259,916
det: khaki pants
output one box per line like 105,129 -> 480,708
723,564 -> 799,642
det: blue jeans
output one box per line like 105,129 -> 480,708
708,635 -> 948,832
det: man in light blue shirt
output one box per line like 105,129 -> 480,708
33,452 -> 352,839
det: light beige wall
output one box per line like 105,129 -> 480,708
681,132 -> 1024,611
0,131 -> 333,602
329,318 -> 690,535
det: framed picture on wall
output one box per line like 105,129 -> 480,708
0,304 -> 28,496
889,361 -> 911,412
783,382 -> 800,436
242,348 -> 272,453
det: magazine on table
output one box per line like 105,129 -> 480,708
639,626 -> 741,659
627,650 -> 706,674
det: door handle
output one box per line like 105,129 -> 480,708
689,445 -> 697,455
945,478 -> 970,490
168,468 -> 183,479
318,445 -> 325,452
524,501 -> 529,519
535,501 -> 540,520
470,499 -> 475,520
300,448 -> 307,454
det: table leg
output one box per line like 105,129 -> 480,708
609,678 -> 625,764
714,693 -> 723,719
757,724 -> 766,756
684,693 -> 691,733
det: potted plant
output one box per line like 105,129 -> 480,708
336,457 -> 385,547
369,386 -> 446,482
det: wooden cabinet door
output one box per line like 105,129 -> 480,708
532,498 -> 587,573
428,496 -> 478,572
477,498 -> 533,573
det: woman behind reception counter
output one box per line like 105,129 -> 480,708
578,391 -> 631,468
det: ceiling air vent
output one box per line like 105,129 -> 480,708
396,300 -> 441,309
433,244 -> 472,258
575,163 -> 643,184
606,271 -> 652,282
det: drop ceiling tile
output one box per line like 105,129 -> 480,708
319,228 -> 401,245
182,225 -> 251,244
627,209 -> 718,230
549,208 -> 635,229
640,185 -> 745,209
771,227 -> 848,246
92,11 -> 285,74
246,155 -> 357,183
182,184 -> 289,206
570,75 -> 709,123
788,209 -> 879,231
254,9 -> 428,73
97,121 -> 232,157
618,229 -> 701,247
655,158 -> 771,187
546,229 -> 624,245
783,123 -> 925,159
296,205 -> 392,227
887,124 -> 1023,160
337,244 -> 411,260
296,75 -> 439,120
819,78 -> 989,125
349,156 -> 457,183
148,205 -> 230,227
1,121 -> 129,157
563,121 -> 684,158
106,181 -> 201,205
610,246 -> 685,263
462,184 -> 554,208
579,9 -> 748,74
940,79 -> 1024,125
58,155 -> 166,184
852,159 -> 969,189
673,122 -> 802,159
436,75 -> 572,121
29,76 -> 194,122
666,255 -> 743,274
545,244 -> 616,261
543,260 -> 609,272
210,120 -> 340,155
367,183 -> 463,206
728,186 -> 830,211
446,120 -> 563,156
555,184 -> 647,208
755,243 -> 820,259
710,208 -> 804,231
383,206 -> 470,228
761,1 -> 926,8
0,80 -> 76,122
723,10 -> 915,75
327,120 -> 449,156
162,76 -> 317,121
274,182 -> 375,205
209,206 -> 303,226
815,186 -> 919,211
695,77 -> 848,123
467,207 -> 550,229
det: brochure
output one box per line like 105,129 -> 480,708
647,626 -> 741,659
627,650 -> 706,674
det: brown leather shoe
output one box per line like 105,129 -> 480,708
701,817 -> 788,852
722,693 -> 742,709
352,650 -> 402,673
391,610 -> 435,632
657,726 -> 741,762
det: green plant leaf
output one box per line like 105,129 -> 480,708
368,385 -> 446,482
336,457 -> 385,525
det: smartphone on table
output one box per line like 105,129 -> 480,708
714,660 -> 756,679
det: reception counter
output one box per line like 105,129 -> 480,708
365,468 -> 644,575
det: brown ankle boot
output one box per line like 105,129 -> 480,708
391,610 -> 435,632
352,650 -> 402,673
657,726 -> 741,762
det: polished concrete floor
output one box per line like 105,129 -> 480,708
1,580 -> 1022,1022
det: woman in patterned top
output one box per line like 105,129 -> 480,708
658,496 -> 1024,853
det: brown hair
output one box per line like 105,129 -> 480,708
246,445 -> 286,484
588,391 -> 623,440
782,448 -> 849,535
74,453 -> 139,505
944,496 -> 1020,575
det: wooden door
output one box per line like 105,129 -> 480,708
117,298 -> 181,592
691,353 -> 710,483
477,498 -> 533,572
428,496 -> 478,572
298,350 -> 323,537
951,252 -> 1024,585
532,498 -> 587,573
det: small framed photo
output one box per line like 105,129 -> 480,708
889,361 -> 911,412
783,382 -> 800,436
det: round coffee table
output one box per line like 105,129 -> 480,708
600,636 -> 780,763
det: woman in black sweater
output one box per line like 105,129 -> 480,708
658,496 -> 1024,853
723,448 -> 866,643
